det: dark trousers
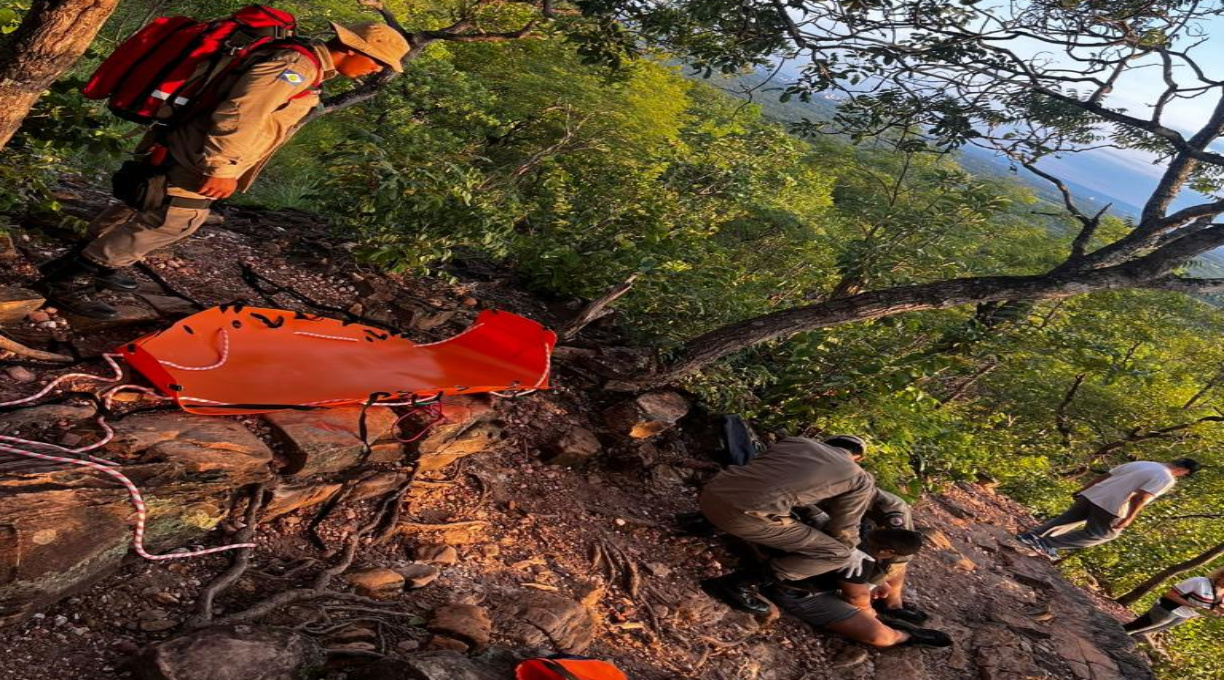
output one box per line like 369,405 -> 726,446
1123,600 -> 1190,635
1029,497 -> 1121,549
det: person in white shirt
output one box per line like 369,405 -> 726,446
1123,568 -> 1224,635
1017,458 -> 1201,558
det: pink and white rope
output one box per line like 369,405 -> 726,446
292,331 -> 360,342
490,342 -> 553,398
0,441 -> 255,560
1,360 -> 254,560
158,329 -> 230,371
0,354 -> 125,408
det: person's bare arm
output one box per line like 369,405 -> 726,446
1113,491 -> 1155,529
881,564 -> 908,609
1162,587 -> 1197,610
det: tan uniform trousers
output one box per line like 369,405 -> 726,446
81,165 -> 212,269
699,491 -> 855,581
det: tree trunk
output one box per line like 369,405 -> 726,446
0,0 -> 121,151
604,221 -> 1224,389
619,266 -> 1146,389
1115,541 -> 1224,607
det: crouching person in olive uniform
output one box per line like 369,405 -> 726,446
698,435 -> 877,615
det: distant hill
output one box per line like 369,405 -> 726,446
692,65 -> 1224,276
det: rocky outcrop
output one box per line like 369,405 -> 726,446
602,391 -> 690,439
428,603 -> 493,650
263,406 -> 402,476
349,651 -> 516,680
501,591 -> 598,653
132,625 -> 322,680
0,287 -> 44,326
410,396 -> 503,472
0,412 -> 273,627
911,485 -> 1154,680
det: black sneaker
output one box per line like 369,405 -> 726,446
890,620 -> 953,648
700,573 -> 771,615
874,601 -> 930,624
1016,532 -> 1042,550
94,268 -> 139,292
1016,533 -> 1059,559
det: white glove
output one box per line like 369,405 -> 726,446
839,549 -> 876,579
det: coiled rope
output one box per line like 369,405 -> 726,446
0,356 -> 256,560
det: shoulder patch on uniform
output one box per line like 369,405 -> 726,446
279,69 -> 306,85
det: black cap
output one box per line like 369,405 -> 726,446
1171,458 -> 1203,475
825,434 -> 867,456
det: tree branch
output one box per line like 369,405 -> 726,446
1056,374 -> 1085,448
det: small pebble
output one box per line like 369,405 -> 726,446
58,433 -> 83,448
139,619 -> 178,632
4,366 -> 35,383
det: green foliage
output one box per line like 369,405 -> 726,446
0,77 -> 125,222
11,7 -> 1224,676
0,1 -> 22,34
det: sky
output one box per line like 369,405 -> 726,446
773,7 -> 1224,211
1007,12 -> 1224,208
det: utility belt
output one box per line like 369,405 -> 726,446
111,144 -> 214,212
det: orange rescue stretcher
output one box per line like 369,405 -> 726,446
117,304 -> 556,415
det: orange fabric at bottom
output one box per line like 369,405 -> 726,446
516,658 -> 629,680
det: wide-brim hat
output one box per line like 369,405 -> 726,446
330,21 -> 409,73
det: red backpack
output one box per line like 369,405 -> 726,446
82,5 -> 322,126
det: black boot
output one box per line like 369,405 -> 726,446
93,266 -> 139,292
40,250 -> 138,292
36,249 -> 82,279
37,257 -> 120,320
700,569 -> 772,615
873,601 -> 931,624
675,511 -> 718,537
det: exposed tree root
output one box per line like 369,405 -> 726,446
211,492 -> 394,626
0,333 -> 72,362
186,484 -> 267,629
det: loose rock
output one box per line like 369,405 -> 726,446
542,426 -> 602,467
415,544 -> 459,566
428,603 -> 492,649
602,391 -> 690,439
132,625 -> 322,680
345,568 -> 405,599
398,563 -> 441,589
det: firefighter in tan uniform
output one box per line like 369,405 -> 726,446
699,435 -> 876,614
39,22 -> 411,319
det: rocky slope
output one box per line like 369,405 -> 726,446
0,187 -> 1156,680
